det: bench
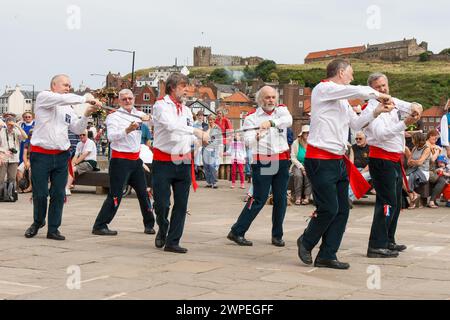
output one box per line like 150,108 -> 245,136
74,171 -> 110,194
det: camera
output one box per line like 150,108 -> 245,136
9,148 -> 17,154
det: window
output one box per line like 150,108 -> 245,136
299,101 -> 304,109
430,118 -> 435,123
279,89 -> 283,95
143,93 -> 150,101
436,117 -> 441,122
279,98 -> 283,104
424,126 -> 428,131
142,105 -> 152,114
299,89 -> 304,96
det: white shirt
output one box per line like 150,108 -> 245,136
244,106 -> 293,155
106,107 -> 145,153
152,95 -> 196,155
30,91 -> 88,150
0,128 -> 23,163
307,81 -> 380,155
363,98 -> 412,153
75,138 -> 97,161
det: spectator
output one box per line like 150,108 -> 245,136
0,117 -> 28,198
405,118 -> 423,150
406,133 -> 431,209
229,133 -> 246,189
429,155 -> 450,208
19,112 -> 35,164
215,108 -> 233,152
140,123 -> 152,147
193,111 -> 208,178
203,115 -> 222,188
16,130 -> 33,193
65,129 -> 98,195
68,130 -> 80,158
87,121 -> 97,140
290,125 -> 311,205
348,131 -> 372,201
439,104 -> 450,157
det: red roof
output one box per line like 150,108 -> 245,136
222,92 -> 251,103
422,106 -> 445,117
305,45 -> 366,60
185,85 -> 216,100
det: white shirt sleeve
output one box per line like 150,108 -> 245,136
440,115 -> 449,147
36,91 -> 86,109
348,101 -> 375,131
106,114 -> 127,142
320,83 -> 380,102
273,107 -> 293,129
243,115 -> 257,149
68,108 -> 89,135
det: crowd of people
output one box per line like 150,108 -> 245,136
1,60 -> 450,270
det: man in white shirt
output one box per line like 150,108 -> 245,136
362,73 -> 422,258
65,129 -> 98,195
24,74 -> 101,240
152,73 -> 209,253
92,89 -> 155,236
297,59 -> 393,270
228,86 -> 293,248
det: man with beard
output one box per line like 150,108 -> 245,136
227,85 -> 293,247
296,59 -> 393,269
363,73 -> 422,258
152,73 -> 209,253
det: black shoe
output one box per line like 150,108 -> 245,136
227,231 -> 253,246
314,257 -> 350,270
155,231 -> 166,248
47,230 -> 66,241
388,243 -> 407,252
297,235 -> 312,265
212,185 -> 218,189
24,223 -> 44,238
367,247 -> 399,258
164,245 -> 188,254
271,237 -> 285,247
144,227 -> 156,235
92,228 -> 118,236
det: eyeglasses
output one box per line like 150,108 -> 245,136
121,97 -> 133,101
79,134 -> 86,136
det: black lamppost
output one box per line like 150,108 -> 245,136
108,49 -> 135,91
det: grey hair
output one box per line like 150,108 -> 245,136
50,74 -> 69,87
165,73 -> 188,95
118,89 -> 134,98
326,59 -> 351,78
367,73 -> 388,86
255,86 -> 279,106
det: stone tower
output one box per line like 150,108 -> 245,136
193,47 -> 212,67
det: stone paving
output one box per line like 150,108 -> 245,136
1,181 -> 450,300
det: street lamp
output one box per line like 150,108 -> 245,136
108,48 -> 135,91
20,84 -> 35,112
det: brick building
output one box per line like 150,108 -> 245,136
219,92 -> 255,128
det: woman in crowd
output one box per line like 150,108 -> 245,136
290,125 -> 311,205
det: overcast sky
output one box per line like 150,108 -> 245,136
1,0 -> 448,92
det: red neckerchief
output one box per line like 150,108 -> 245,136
169,95 -> 182,115
263,109 -> 275,116
321,79 -> 331,83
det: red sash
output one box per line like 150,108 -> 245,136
369,146 -> 409,192
111,150 -> 140,161
253,151 -> 290,162
153,148 -> 198,192
306,145 -> 371,199
30,145 -> 73,177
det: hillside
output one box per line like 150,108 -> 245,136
132,60 -> 450,108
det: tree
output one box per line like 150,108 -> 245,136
255,60 -> 277,81
419,52 -> 431,62
268,72 -> 279,82
439,48 -> 450,56
207,68 -> 232,84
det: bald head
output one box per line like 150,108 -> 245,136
256,86 -> 278,111
50,74 -> 71,94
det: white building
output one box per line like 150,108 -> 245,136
135,66 -> 190,88
0,86 -> 37,116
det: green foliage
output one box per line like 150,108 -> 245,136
419,52 -> 431,62
207,68 -> 233,84
255,60 -> 277,81
439,48 -> 450,55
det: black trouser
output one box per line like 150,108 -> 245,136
231,160 -> 290,239
152,161 -> 191,247
93,158 -> 154,230
30,151 -> 70,233
368,158 -> 403,249
301,158 -> 349,260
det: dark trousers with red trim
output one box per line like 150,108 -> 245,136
301,158 -> 349,260
152,161 -> 191,247
231,160 -> 290,239
30,151 -> 70,233
93,158 -> 154,230
368,158 -> 403,249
